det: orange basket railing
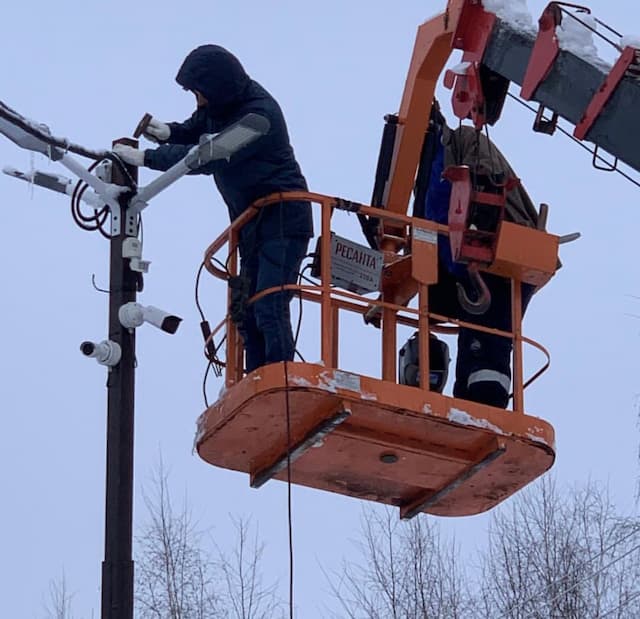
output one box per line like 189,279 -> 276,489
203,191 -> 550,414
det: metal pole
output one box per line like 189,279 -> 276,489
101,138 -> 139,619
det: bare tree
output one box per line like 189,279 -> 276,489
325,505 -> 472,618
43,571 -> 75,619
477,475 -> 640,619
135,464 -> 221,619
135,462 -> 283,619
215,516 -> 284,619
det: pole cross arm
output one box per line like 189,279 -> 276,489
3,166 -> 107,208
0,100 -> 123,211
0,99 -> 109,161
131,112 -> 270,212
0,115 -> 62,160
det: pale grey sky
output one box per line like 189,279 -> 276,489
1,1 -> 639,617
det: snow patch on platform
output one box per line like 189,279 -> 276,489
193,414 -> 206,453
288,375 -> 315,388
448,408 -> 505,435
526,432 -> 550,447
288,369 -> 375,399
360,391 -> 378,401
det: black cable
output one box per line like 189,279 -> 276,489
202,361 -> 212,408
195,261 -> 225,379
69,159 -> 119,239
70,161 -> 103,231
506,92 -> 640,189
299,272 -> 319,286
96,216 -> 113,240
292,265 -> 309,361
0,99 -> 110,161
283,360 -> 294,619
195,261 -> 208,322
91,274 -> 109,294
271,201 -> 295,619
108,153 -> 139,192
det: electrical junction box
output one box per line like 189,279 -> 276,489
310,233 -> 383,294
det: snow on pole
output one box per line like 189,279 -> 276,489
0,99 -> 110,161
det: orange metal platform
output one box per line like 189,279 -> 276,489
196,362 -> 555,518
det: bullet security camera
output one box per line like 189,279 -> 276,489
118,302 -> 182,334
80,340 -> 122,367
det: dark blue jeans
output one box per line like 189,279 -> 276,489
238,236 -> 309,373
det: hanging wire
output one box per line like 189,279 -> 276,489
194,261 -> 226,380
195,261 -> 209,322
506,92 -> 640,190
91,274 -> 109,294
109,152 -> 139,191
597,589 -> 640,619
70,160 -> 110,234
69,154 -> 140,239
534,540 -> 640,618
197,202 -> 306,619
202,361 -> 213,409
293,264 -> 311,363
283,360 -> 294,619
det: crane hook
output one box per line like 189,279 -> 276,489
456,264 -> 491,315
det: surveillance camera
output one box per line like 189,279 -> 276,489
118,302 -> 182,334
80,340 -> 121,367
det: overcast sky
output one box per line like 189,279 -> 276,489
1,1 -> 639,617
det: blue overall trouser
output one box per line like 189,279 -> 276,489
429,265 -> 535,408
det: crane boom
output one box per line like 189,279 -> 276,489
380,0 -> 640,241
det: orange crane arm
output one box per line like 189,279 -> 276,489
379,0 -> 467,249
380,0 -> 640,247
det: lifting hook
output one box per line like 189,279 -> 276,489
456,263 -> 491,315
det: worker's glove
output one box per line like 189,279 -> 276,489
112,144 -> 145,167
143,117 -> 170,143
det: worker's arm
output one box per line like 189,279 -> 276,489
144,143 -> 203,172
143,127 -> 271,175
165,108 -> 210,145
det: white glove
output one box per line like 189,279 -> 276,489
113,144 -> 145,167
143,117 -> 170,143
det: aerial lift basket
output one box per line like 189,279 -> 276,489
195,192 -> 559,518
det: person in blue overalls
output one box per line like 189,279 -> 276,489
413,101 -> 539,408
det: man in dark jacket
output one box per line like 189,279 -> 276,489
413,105 -> 539,408
114,45 -> 313,372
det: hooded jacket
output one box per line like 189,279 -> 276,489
144,45 -> 313,249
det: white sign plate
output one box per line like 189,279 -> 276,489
330,233 -> 383,294
413,226 -> 438,245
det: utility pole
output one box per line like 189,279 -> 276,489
101,138 -> 139,619
0,105 -> 269,619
